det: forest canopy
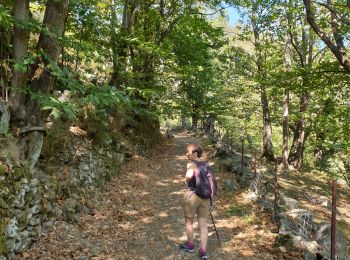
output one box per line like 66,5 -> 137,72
0,0 -> 349,183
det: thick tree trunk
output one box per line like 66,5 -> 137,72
191,115 -> 198,131
288,93 -> 309,168
260,86 -> 275,161
204,114 -> 215,138
10,0 -> 30,124
13,0 -> 69,172
25,0 -> 69,126
287,18 -> 313,169
314,99 -> 333,164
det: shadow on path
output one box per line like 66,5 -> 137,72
18,132 -> 279,260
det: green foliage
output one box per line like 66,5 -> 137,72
227,205 -> 245,216
12,54 -> 36,73
0,4 -> 12,29
162,14 -> 227,123
317,152 -> 350,187
2,0 -> 349,181
242,213 -> 257,225
41,96 -> 78,120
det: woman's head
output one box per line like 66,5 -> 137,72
186,143 -> 202,159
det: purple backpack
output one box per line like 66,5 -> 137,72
194,161 -> 217,199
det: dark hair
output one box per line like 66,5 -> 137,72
187,144 -> 202,158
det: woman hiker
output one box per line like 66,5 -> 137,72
180,143 -> 210,260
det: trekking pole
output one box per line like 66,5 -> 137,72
209,211 -> 221,247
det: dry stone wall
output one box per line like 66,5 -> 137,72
210,131 -> 349,259
0,136 -> 127,259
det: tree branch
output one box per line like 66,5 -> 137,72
318,2 -> 350,26
312,46 -> 327,63
303,0 -> 350,72
190,5 -> 230,16
289,32 -> 305,67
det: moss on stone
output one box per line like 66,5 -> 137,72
40,196 -> 48,214
24,193 -> 33,205
274,234 -> 294,249
0,218 -> 8,257
0,165 -> 7,176
41,122 -> 70,161
18,206 -> 30,231
0,197 -> 8,209
12,166 -> 29,180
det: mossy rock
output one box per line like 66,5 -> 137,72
274,234 -> 294,249
41,122 -> 70,160
24,193 -> 33,205
0,165 -> 7,176
17,207 -> 30,231
0,197 -> 8,209
0,218 -> 8,257
12,166 -> 30,181
95,131 -> 112,146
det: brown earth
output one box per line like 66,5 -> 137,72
16,132 -> 304,260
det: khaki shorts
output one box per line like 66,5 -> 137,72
183,190 -> 210,219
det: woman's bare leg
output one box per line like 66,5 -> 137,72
185,216 -> 194,243
198,217 -> 208,249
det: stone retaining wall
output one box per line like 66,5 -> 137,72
0,136 -> 126,259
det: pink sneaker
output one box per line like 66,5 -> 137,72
180,242 -> 195,253
199,248 -> 208,259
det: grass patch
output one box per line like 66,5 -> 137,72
227,205 -> 246,216
338,219 -> 350,254
242,214 -> 257,225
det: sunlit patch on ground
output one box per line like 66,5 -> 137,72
17,133 -> 301,259
155,180 -> 169,186
135,172 -> 150,180
170,191 -> 184,195
69,126 -> 87,136
141,217 -> 153,224
158,211 -> 169,217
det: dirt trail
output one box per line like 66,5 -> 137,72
18,132 -> 280,260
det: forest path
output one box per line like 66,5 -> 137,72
18,132 -> 281,259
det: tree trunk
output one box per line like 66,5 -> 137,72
10,0 -> 30,124
191,115 -> 198,131
110,0 -> 133,89
314,132 -> 325,163
251,2 -> 275,162
181,113 -> 187,129
191,102 -> 198,131
283,31 -> 292,169
0,14 -> 11,101
288,93 -> 309,168
287,18 -> 313,169
25,0 -> 69,126
314,99 -> 333,164
260,86 -> 275,161
12,0 -> 69,172
204,114 -> 215,138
